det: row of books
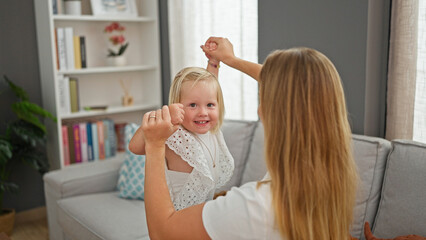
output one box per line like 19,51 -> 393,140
62,119 -> 125,166
55,27 -> 87,71
52,0 -> 64,15
57,75 -> 80,114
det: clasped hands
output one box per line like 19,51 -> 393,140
142,103 -> 184,147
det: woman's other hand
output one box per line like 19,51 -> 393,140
201,37 -> 235,66
142,106 -> 179,148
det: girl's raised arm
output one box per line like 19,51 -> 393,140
204,41 -> 220,78
128,125 -> 147,155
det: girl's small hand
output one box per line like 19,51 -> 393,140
142,106 -> 179,148
169,103 -> 185,125
201,37 -> 235,65
202,42 -> 219,62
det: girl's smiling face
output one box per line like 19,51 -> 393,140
180,80 -> 219,134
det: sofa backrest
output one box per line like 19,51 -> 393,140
372,140 -> 426,238
219,120 -> 258,192
351,134 -> 392,240
221,120 -> 394,240
241,122 -> 266,185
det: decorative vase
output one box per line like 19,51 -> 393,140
0,209 -> 15,236
107,56 -> 127,67
64,0 -> 82,15
122,95 -> 134,106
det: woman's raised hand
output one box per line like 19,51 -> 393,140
142,105 -> 179,148
201,37 -> 235,66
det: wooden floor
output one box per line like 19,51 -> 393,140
10,207 -> 49,240
11,218 -> 48,240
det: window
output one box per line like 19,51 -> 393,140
168,0 -> 258,120
413,1 -> 426,142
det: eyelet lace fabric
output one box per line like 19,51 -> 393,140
166,127 -> 234,210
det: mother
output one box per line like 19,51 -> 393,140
141,37 -> 358,240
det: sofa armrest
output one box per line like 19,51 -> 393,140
44,155 -> 124,240
44,156 -> 124,198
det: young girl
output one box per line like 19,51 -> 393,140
129,62 -> 234,211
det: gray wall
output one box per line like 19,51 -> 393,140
0,1 -> 45,212
259,0 -> 390,136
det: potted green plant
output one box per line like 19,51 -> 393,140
0,75 -> 56,236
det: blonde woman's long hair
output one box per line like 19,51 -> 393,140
259,48 -> 358,240
169,67 -> 225,133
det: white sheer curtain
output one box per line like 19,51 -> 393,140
386,0 -> 419,140
413,1 -> 426,142
168,0 -> 258,120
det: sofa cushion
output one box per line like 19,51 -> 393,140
117,123 -> 146,200
350,134 -> 391,240
373,140 -> 426,238
57,192 -> 149,240
218,120 -> 257,191
240,122 -> 267,185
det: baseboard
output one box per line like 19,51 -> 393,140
15,206 -> 46,225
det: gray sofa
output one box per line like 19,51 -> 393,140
44,120 -> 426,240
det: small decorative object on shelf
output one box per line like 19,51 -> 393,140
120,79 -> 134,106
105,22 -> 129,66
83,105 -> 108,111
64,0 -> 82,15
91,0 -> 138,17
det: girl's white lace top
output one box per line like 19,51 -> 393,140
165,127 -> 234,210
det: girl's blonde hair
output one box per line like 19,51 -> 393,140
169,67 -> 224,133
259,48 -> 358,240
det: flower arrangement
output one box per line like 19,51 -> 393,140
104,22 -> 129,57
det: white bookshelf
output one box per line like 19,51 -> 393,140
34,0 -> 162,169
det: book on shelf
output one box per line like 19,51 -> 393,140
103,119 -> 111,158
73,36 -> 82,69
79,122 -> 88,163
56,28 -> 67,71
69,77 -> 80,113
86,122 -> 94,161
64,27 -> 75,70
67,124 -> 76,164
54,29 -> 59,70
80,36 -> 87,68
61,125 -> 70,166
107,119 -> 117,157
52,0 -> 57,14
97,121 -> 106,160
57,0 -> 63,14
57,75 -> 71,114
73,123 -> 82,163
91,122 -> 99,160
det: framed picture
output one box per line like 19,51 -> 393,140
91,0 -> 138,17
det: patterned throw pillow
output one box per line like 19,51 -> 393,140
117,123 -> 145,200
